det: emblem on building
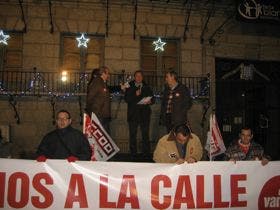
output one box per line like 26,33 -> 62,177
237,0 -> 280,22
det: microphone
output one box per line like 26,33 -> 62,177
135,82 -> 142,89
135,83 -> 142,95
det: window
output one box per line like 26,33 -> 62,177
60,33 -> 105,72
0,32 -> 23,71
140,37 -> 180,76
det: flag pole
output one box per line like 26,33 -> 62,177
209,113 -> 212,161
208,72 -> 212,161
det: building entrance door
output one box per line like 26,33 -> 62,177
215,58 -> 280,160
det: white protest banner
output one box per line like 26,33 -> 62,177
0,159 -> 280,210
83,113 -> 119,161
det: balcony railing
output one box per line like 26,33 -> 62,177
0,70 -> 209,98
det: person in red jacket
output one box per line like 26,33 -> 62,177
36,110 -> 91,162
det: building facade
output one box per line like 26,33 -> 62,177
0,0 -> 279,159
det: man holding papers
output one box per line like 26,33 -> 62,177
124,71 -> 154,157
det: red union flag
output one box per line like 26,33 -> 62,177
205,114 -> 226,160
83,113 -> 120,161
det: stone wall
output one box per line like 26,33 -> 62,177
0,95 -> 207,158
0,1 -> 280,158
1,1 -> 279,75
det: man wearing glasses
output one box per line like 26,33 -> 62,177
36,110 -> 91,162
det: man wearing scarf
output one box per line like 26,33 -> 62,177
224,127 -> 270,165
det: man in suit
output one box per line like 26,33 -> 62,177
124,71 -> 154,156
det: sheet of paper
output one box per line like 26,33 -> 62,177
137,96 -> 152,105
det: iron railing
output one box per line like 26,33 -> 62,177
0,70 -> 209,98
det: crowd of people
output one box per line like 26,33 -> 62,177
3,66 -> 270,165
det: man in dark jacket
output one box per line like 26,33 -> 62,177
86,66 -> 111,133
124,71 -> 154,156
36,110 -> 91,161
224,127 -> 270,165
160,70 -> 192,132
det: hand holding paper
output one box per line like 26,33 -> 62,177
137,96 -> 152,105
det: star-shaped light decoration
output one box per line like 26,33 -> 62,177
153,37 -> 166,52
0,30 -> 10,45
76,33 -> 90,48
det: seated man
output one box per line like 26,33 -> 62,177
36,110 -> 91,161
153,124 -> 203,164
224,126 -> 270,165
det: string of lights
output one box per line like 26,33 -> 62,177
0,71 -> 209,100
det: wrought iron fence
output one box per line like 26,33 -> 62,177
0,70 -> 209,98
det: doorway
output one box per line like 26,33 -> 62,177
215,58 -> 280,160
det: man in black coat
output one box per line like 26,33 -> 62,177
124,71 -> 154,156
36,110 -> 91,161
160,70 -> 192,132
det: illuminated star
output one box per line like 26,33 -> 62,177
0,30 -> 10,45
153,37 -> 166,51
76,33 -> 90,48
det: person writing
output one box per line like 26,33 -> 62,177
153,124 -> 203,164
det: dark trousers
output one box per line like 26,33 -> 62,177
165,113 -> 173,133
128,121 -> 150,155
100,117 -> 111,134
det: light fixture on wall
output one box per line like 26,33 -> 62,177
153,37 -> 166,52
61,71 -> 68,82
0,30 -> 10,45
76,33 -> 90,48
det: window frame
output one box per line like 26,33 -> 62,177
140,36 -> 181,76
0,30 -> 23,72
59,32 -> 105,72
